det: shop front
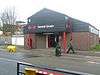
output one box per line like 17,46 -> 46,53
23,8 -> 72,50
24,24 -> 71,50
24,8 -> 99,50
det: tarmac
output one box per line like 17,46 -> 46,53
0,46 -> 100,75
15,46 -> 100,57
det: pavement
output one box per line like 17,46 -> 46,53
0,58 -> 17,75
0,46 -> 100,75
16,47 -> 100,74
1,45 -> 100,57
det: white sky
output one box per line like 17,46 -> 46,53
0,0 -> 100,32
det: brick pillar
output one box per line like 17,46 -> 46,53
46,35 -> 48,48
63,32 -> 67,51
24,34 -> 36,49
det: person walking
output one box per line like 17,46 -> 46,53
67,39 -> 75,54
55,42 -> 61,56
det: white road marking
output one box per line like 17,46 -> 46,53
0,57 -> 19,62
87,61 -> 100,64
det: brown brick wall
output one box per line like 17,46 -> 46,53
24,32 -> 99,50
24,34 -> 36,49
72,32 -> 99,50
88,33 -> 99,48
72,32 -> 89,50
36,35 -> 46,49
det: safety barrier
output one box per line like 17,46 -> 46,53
17,62 -> 93,75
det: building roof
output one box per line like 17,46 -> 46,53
24,8 -> 99,34
28,8 -> 68,19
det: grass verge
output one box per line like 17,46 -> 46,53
90,44 -> 100,52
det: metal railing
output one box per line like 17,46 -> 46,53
17,62 -> 93,75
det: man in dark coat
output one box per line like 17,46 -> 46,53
55,42 -> 61,56
67,39 -> 75,54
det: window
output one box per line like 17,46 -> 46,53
28,18 -> 31,23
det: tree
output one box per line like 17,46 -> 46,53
0,7 -> 16,25
0,21 -> 3,31
0,7 -> 17,35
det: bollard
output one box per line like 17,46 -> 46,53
25,68 -> 37,75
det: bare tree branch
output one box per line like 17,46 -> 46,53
0,7 -> 17,35
0,7 -> 16,25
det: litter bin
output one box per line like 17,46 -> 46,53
7,45 -> 16,52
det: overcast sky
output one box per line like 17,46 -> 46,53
0,0 -> 100,31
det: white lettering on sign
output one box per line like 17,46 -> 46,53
27,24 -> 54,29
37,25 -> 54,28
38,25 -> 46,28
46,25 -> 54,28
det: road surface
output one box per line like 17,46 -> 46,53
0,49 -> 100,75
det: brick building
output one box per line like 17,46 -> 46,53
24,8 -> 99,50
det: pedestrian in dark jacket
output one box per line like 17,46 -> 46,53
55,42 -> 61,56
67,39 -> 75,54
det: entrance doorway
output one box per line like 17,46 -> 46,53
48,34 -> 59,48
